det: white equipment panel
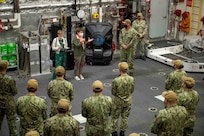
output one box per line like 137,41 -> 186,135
146,41 -> 204,73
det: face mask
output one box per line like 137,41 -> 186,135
124,24 -> 128,28
79,33 -> 84,37
58,36 -> 62,40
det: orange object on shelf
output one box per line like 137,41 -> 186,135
179,11 -> 190,33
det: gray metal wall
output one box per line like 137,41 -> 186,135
0,0 -> 122,75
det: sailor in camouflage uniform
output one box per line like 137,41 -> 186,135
25,130 -> 40,136
16,79 -> 47,136
132,12 -> 148,60
111,62 -> 135,136
44,99 -> 80,136
177,76 -> 199,136
165,59 -> 187,93
119,19 -> 137,75
0,60 -> 18,136
82,80 -> 112,136
47,66 -> 74,117
151,90 -> 188,136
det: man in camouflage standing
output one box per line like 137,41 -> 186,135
47,66 -> 74,117
151,90 -> 188,135
132,12 -> 148,60
165,59 -> 187,93
16,79 -> 47,136
177,76 -> 199,136
44,99 -> 80,136
119,19 -> 137,76
82,80 -> 112,136
0,60 -> 18,136
111,62 -> 135,136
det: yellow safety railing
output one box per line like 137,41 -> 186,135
190,0 -> 202,35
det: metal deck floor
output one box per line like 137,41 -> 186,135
1,51 -> 204,136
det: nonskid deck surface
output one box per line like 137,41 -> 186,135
1,42 -> 204,136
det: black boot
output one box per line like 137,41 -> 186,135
120,131 -> 125,136
112,131 -> 118,136
141,55 -> 146,61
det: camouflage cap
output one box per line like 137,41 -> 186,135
92,80 -> 104,91
27,79 -> 38,90
182,76 -> 195,88
55,66 -> 65,75
118,62 -> 129,71
25,130 -> 40,136
122,19 -> 131,25
0,60 -> 9,70
172,59 -> 183,68
162,90 -> 177,102
57,99 -> 69,110
129,133 -> 140,136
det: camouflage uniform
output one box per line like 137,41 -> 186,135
177,89 -> 199,136
132,18 -> 147,57
0,74 -> 18,136
165,70 -> 187,92
82,94 -> 112,136
16,94 -> 47,136
47,79 -> 74,117
151,105 -> 188,136
44,114 -> 80,136
119,26 -> 137,74
111,74 -> 135,132
165,59 -> 187,93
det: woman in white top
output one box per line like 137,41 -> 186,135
51,30 -> 68,80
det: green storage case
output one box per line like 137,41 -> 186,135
1,44 -> 8,55
8,55 -> 17,66
7,43 -> 16,54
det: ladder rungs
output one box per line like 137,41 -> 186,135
190,0 -> 202,35
192,5 -> 200,8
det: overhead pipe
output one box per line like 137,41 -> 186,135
0,2 -> 71,12
0,0 -> 119,12
13,0 -> 20,13
1,13 -> 18,23
99,0 -> 103,22
1,0 -> 20,23
0,0 -> 120,30
0,6 -> 13,12
2,13 -> 21,30
99,7 -> 103,22
1,0 -> 21,30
